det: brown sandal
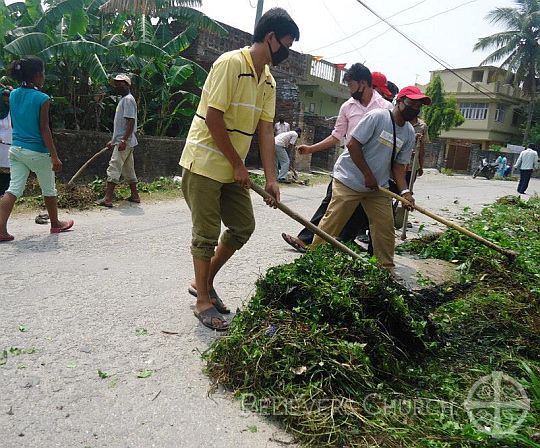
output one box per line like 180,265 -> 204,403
188,286 -> 230,314
193,306 -> 229,331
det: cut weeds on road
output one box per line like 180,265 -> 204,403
204,196 -> 540,447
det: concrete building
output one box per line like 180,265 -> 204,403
430,66 -> 529,171
297,58 -> 349,171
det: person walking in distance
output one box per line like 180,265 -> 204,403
514,143 -> 539,194
274,115 -> 290,135
0,56 -> 74,241
96,74 -> 140,207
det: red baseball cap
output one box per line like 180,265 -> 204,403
372,72 -> 392,98
396,86 -> 432,105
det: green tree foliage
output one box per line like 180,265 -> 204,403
0,0 -> 226,136
474,0 -> 540,145
422,74 -> 464,140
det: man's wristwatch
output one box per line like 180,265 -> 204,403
120,139 -> 126,143
400,189 -> 412,195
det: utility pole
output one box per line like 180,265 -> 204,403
255,0 -> 264,27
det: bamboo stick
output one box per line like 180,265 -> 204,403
379,186 -> 518,260
67,147 -> 110,187
249,182 -> 361,260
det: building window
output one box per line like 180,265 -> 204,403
471,70 -> 484,82
305,90 -> 313,98
309,103 -> 316,113
487,70 -> 498,83
495,104 -> 506,123
460,102 -> 488,120
512,110 -> 521,126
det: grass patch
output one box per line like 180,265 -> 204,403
14,176 -> 183,211
440,168 -> 454,176
249,172 -> 331,187
205,196 -> 540,447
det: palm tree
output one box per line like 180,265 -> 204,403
474,0 -> 540,145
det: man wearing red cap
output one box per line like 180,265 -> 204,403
311,86 -> 432,270
372,72 -> 393,101
281,63 -> 391,253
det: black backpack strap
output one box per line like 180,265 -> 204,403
389,110 -> 397,165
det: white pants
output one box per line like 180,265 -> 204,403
106,145 -> 137,184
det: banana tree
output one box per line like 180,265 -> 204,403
1,0 -> 223,135
99,0 -> 201,15
137,59 -> 200,135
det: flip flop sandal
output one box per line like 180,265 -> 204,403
188,286 -> 230,314
127,197 -> 141,203
281,233 -> 307,254
0,234 -> 14,242
35,214 -> 50,225
96,199 -> 113,208
50,219 -> 74,234
193,306 -> 229,331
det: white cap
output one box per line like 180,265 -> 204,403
111,74 -> 131,86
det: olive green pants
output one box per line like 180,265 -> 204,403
182,169 -> 255,260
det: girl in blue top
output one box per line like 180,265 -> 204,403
0,56 -> 74,241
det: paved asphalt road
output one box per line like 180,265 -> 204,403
1,171 -> 538,447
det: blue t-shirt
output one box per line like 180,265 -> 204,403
10,87 -> 50,153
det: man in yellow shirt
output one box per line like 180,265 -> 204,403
180,8 -> 300,331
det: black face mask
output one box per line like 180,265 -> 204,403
352,87 -> 365,101
268,39 -> 289,66
400,104 -> 420,121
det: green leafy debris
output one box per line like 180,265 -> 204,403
205,197 -> 540,447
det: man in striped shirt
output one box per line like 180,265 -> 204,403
180,8 -> 299,331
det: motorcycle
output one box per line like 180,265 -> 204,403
472,158 -> 498,180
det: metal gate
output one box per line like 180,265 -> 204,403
446,144 -> 471,171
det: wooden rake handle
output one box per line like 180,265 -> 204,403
249,182 -> 361,260
378,186 -> 518,260
67,146 -> 111,187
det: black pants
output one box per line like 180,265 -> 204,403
297,180 -> 370,244
517,169 -> 533,194
0,172 -> 9,196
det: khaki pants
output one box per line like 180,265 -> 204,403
312,179 -> 395,268
106,145 -> 137,184
182,169 -> 255,260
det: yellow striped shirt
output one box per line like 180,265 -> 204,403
180,47 -> 276,183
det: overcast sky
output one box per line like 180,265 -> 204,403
194,0 -> 516,89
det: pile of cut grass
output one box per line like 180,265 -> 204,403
15,176 -> 183,210
205,196 -> 540,447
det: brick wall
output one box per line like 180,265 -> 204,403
423,139 -> 445,170
54,130 -> 185,183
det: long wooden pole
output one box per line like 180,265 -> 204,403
67,146 -> 110,187
249,182 -> 361,260
400,150 -> 419,240
378,186 -> 518,260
